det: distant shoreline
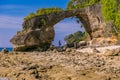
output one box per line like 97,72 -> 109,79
0,48 -> 12,51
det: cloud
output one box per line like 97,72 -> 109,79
54,22 -> 84,34
0,15 -> 23,29
0,15 -> 23,47
0,34 -> 13,47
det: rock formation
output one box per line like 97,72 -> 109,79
11,4 -> 108,51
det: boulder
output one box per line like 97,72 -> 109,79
78,41 -> 87,47
11,27 -> 54,51
66,48 -> 72,52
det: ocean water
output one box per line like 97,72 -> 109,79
0,48 -> 13,51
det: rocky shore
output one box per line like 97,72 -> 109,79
0,46 -> 120,80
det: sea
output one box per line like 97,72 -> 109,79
0,48 -> 13,51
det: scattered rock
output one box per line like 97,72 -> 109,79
56,47 -> 64,52
78,41 -> 87,47
0,46 -> 120,80
104,48 -> 120,56
53,49 -> 57,53
93,48 -> 100,53
66,48 -> 72,52
22,64 -> 39,70
49,45 -> 55,51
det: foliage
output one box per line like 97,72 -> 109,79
64,31 -> 86,45
66,0 -> 100,10
101,0 -> 120,33
24,13 -> 36,20
24,7 -> 63,20
36,7 -> 63,16
66,1 -> 75,10
78,31 -> 88,41
41,19 -> 46,25
67,0 -> 120,34
115,13 -> 120,32
114,0 -> 120,33
101,0 -> 116,21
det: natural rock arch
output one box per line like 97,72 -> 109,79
10,4 -> 105,51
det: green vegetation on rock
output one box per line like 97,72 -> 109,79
41,19 -> 46,25
67,0 -> 120,34
101,0 -> 120,33
24,13 -> 36,21
24,8 -> 63,20
66,0 -> 100,10
64,31 -> 87,45
36,8 -> 62,16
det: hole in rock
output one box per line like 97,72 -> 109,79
52,17 -> 85,47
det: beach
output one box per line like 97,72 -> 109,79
0,46 -> 120,80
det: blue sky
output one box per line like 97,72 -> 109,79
0,0 -> 83,47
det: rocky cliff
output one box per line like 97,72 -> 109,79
11,4 -> 111,51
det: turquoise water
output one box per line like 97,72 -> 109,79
0,48 -> 13,51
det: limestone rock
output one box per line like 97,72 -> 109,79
92,48 -> 100,53
66,48 -> 72,52
10,3 -> 114,51
78,41 -> 87,47
11,27 -> 54,51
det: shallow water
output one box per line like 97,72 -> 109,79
0,48 -> 12,51
0,78 -> 11,80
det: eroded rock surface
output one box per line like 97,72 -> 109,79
11,4 -> 110,51
0,48 -> 120,80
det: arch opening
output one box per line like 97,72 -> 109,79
52,17 -> 85,47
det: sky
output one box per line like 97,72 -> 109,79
0,0 -> 84,47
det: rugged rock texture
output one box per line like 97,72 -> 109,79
11,27 -> 54,51
11,4 -> 108,51
0,48 -> 120,80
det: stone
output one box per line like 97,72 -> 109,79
66,48 -> 72,52
104,48 -> 120,56
93,48 -> 100,53
53,49 -> 57,53
56,47 -> 64,52
22,64 -> 39,70
78,41 -> 87,47
49,45 -> 55,51
11,28 -> 54,51
10,3 -> 115,51
62,45 -> 67,51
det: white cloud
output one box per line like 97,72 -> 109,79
54,22 -> 84,33
0,34 -> 13,47
0,15 -> 23,47
0,15 -> 23,29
